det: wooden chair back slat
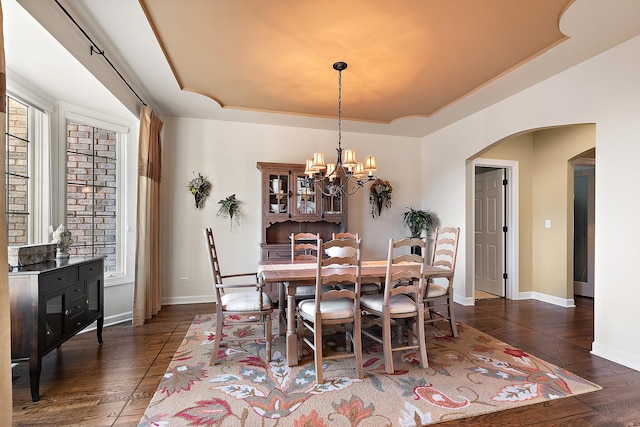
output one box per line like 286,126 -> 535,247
291,232 -> 320,261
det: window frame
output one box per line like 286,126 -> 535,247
58,103 -> 136,287
65,117 -> 122,275
5,91 -> 52,245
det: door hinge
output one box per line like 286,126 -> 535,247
502,179 -> 508,186
502,226 -> 508,233
503,273 -> 508,280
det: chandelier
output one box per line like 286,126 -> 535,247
303,62 -> 377,197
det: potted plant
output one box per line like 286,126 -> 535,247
401,207 -> 434,238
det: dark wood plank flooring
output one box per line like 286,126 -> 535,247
11,297 -> 640,426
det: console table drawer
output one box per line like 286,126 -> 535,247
67,295 -> 86,319
79,261 -> 102,280
66,284 -> 85,300
41,269 -> 78,290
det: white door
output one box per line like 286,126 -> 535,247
475,168 -> 505,297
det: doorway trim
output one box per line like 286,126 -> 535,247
469,158 -> 519,301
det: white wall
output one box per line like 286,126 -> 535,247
159,117 -> 421,304
422,35 -> 640,371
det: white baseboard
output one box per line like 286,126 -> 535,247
532,292 -> 575,307
103,311 -> 133,327
76,311 -> 133,335
592,341 -> 640,372
454,295 -> 476,306
162,295 -> 216,305
162,291 -> 574,310
515,291 -> 575,308
458,291 -> 575,308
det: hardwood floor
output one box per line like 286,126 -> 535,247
10,298 -> 640,426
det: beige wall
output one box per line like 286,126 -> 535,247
531,125 -> 595,299
478,125 -> 595,300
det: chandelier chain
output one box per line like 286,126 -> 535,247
337,67 -> 342,151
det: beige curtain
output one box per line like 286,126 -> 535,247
133,106 -> 163,326
0,1 -> 13,421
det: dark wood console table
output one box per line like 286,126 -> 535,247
9,257 -> 105,402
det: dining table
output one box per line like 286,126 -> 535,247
257,260 -> 452,366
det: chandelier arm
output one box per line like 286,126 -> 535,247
311,172 -> 378,197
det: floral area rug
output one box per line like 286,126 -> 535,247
138,314 -> 600,426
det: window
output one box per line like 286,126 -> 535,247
65,120 -> 121,274
5,95 -> 49,245
5,92 -> 132,282
5,97 -> 30,245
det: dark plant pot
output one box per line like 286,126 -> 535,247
195,193 -> 206,209
376,198 -> 383,216
409,234 -> 422,255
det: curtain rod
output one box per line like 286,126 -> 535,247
54,0 -> 147,107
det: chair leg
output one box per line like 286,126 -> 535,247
425,301 -> 434,319
210,310 -> 224,366
265,313 -> 273,362
296,312 -> 304,360
382,317 -> 394,374
416,310 -> 429,368
314,320 -> 324,384
353,314 -> 364,379
345,324 -> 352,353
448,295 -> 458,338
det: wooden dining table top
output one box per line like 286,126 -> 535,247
258,260 -> 451,282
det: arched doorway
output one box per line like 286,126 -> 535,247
469,125 -> 595,306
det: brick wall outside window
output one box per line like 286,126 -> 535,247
66,122 -> 118,272
6,97 -> 29,246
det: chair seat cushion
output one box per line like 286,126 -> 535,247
293,284 -> 333,296
337,282 -> 381,293
425,283 -> 448,298
221,291 -> 272,311
298,298 -> 354,319
360,294 -> 418,314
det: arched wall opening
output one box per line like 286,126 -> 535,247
466,124 -> 595,305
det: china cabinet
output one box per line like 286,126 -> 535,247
257,162 -> 347,298
9,257 -> 105,402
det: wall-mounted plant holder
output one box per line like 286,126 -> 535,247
217,194 -> 241,229
187,172 -> 212,209
369,179 -> 393,218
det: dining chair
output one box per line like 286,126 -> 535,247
360,237 -> 428,374
290,232 -> 332,298
296,237 -> 364,383
333,232 -> 382,294
423,227 -> 460,337
203,227 -> 273,365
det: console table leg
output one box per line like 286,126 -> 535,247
29,357 -> 41,402
97,316 -> 104,344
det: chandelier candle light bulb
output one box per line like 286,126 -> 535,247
326,163 -> 336,181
